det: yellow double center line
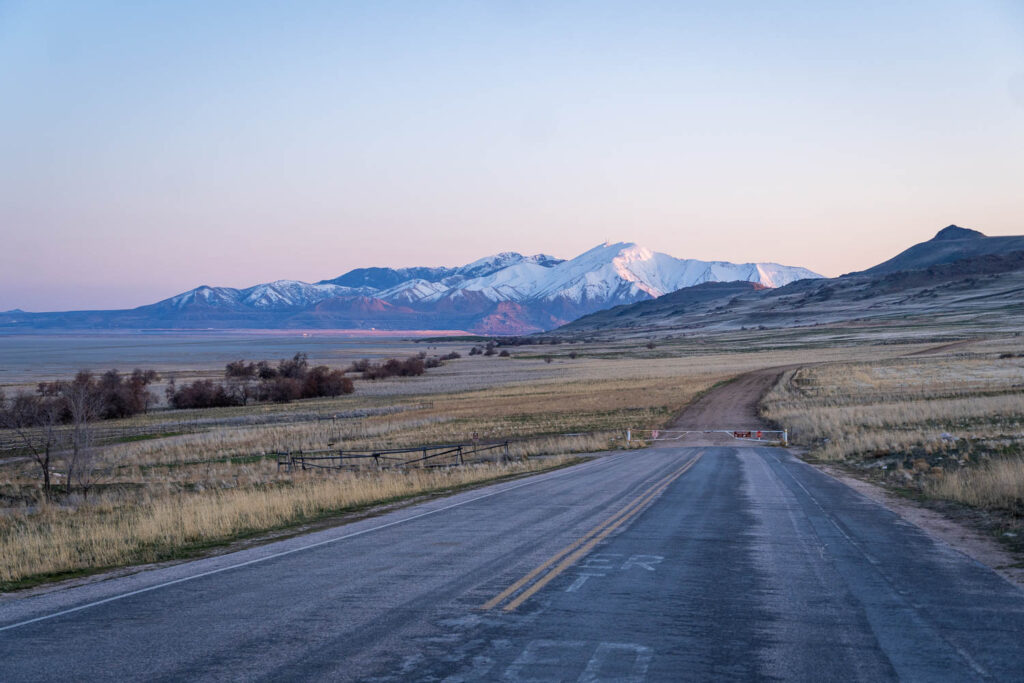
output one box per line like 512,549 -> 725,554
481,452 -> 703,612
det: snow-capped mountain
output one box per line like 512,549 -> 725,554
316,252 -> 565,291
159,280 -> 361,311
6,243 -> 821,333
371,242 -> 819,308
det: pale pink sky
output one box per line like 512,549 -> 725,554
1,1 -> 1022,311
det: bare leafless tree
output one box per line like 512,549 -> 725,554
0,389 -> 62,499
60,371 -> 102,498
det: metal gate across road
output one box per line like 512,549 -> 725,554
627,429 -> 788,446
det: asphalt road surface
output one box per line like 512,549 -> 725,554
3,447 -> 1024,681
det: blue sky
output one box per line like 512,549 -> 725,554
1,1 -> 1022,310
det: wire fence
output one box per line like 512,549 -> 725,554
275,441 -> 513,472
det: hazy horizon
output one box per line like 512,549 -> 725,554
2,1 -> 1022,311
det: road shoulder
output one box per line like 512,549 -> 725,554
811,458 -> 1024,588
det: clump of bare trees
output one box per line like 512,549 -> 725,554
0,368 -> 159,499
489,336 -> 567,346
350,356 -> 425,380
469,341 -> 500,356
348,352 -> 459,380
168,353 -> 354,408
97,369 -> 161,418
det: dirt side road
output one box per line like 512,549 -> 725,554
656,365 -> 792,447
668,366 -> 788,430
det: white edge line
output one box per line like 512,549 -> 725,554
0,453 -> 628,634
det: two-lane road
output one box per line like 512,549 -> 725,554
2,448 -> 1023,681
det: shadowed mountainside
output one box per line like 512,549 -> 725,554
858,225 -> 1024,275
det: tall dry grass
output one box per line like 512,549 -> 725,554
761,345 -> 1024,514
0,458 -> 573,588
925,457 -> 1024,513
762,354 -> 1024,461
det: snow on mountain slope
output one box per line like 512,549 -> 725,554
444,262 -> 554,302
147,243 -> 820,326
424,242 -> 820,306
158,280 -> 358,311
320,252 -> 564,291
164,286 -> 246,310
239,280 -> 358,309
376,279 -> 450,304
749,263 -> 822,288
451,252 -> 564,280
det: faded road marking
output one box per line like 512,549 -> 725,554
482,454 -> 702,612
622,555 -> 664,572
503,640 -> 652,682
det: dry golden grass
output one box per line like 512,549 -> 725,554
925,457 -> 1024,513
0,457 -> 573,588
761,340 -> 1024,513
763,354 -> 1024,461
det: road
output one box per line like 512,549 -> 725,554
2,446 -> 1024,681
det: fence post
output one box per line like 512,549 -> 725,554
626,429 -> 631,445
782,429 -> 789,447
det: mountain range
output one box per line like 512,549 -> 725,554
0,243 -> 821,334
560,226 -> 1024,335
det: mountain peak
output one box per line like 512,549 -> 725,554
932,225 -> 985,241
859,223 -> 1024,275
582,241 -> 640,256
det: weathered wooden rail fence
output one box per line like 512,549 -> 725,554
276,441 -> 512,472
